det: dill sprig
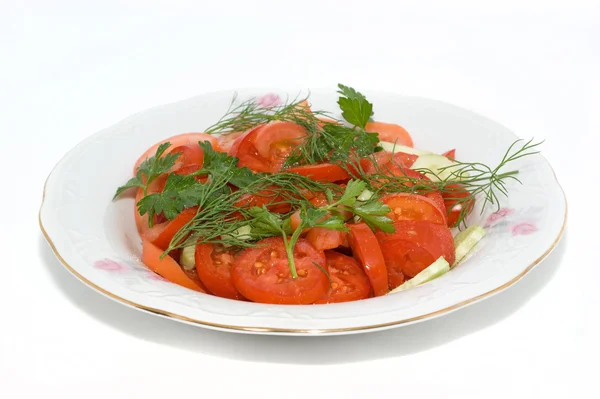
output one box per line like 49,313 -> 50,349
204,94 -> 333,136
363,138 -> 543,228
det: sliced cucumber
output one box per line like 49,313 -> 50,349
357,189 -> 374,202
388,256 -> 450,294
180,245 -> 196,271
222,225 -> 253,247
411,153 -> 469,182
379,141 -> 431,156
453,225 -> 486,266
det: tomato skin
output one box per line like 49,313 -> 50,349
231,237 -> 329,304
347,223 -> 389,296
376,220 -> 455,281
195,244 -> 245,300
170,144 -> 205,170
364,152 -> 426,182
145,207 -> 198,250
365,121 -> 414,147
141,239 -> 206,292
228,125 -> 268,172
314,251 -> 371,304
230,122 -> 306,173
306,228 -> 345,251
441,184 -> 474,227
234,189 -> 292,214
381,193 -> 446,225
133,133 -> 218,175
442,149 -> 456,160
393,152 -> 418,168
286,163 -> 350,182
425,191 -> 446,216
217,131 -> 245,153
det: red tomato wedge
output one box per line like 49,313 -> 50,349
363,152 -> 422,178
376,220 -> 455,281
169,143 -> 205,171
195,244 -> 245,300
231,237 -> 329,304
234,189 -> 292,214
393,152 -> 418,168
441,184 -> 474,227
425,191 -> 446,216
141,239 -> 206,292
229,122 -> 307,173
347,223 -> 389,296
144,207 -> 198,250
217,131 -> 245,153
314,251 -> 371,304
443,149 -> 456,160
365,121 -> 414,147
286,163 -> 350,182
133,133 -> 218,175
381,193 -> 446,225
306,227 -> 345,251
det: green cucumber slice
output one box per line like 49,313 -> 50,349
388,256 -> 450,294
180,245 -> 196,271
453,225 -> 486,266
379,141 -> 431,156
411,153 -> 469,181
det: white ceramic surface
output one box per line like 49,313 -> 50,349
39,88 -> 567,335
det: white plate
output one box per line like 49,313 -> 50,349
39,88 -> 567,336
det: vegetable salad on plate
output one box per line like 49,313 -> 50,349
113,84 -> 540,304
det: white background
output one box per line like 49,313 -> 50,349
0,1 -> 597,398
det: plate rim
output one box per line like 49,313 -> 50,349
39,89 -> 568,335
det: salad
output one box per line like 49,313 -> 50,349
113,85 -> 540,305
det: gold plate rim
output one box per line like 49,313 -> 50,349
39,172 -> 567,335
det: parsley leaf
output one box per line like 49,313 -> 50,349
113,142 -> 180,199
336,180 -> 367,207
248,206 -> 286,238
136,173 -> 202,224
337,84 -> 374,129
353,201 -> 395,233
199,141 -> 259,188
113,170 -> 144,199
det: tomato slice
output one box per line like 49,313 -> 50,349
229,122 -> 307,173
314,251 -> 371,304
347,223 -> 389,296
306,227 -> 345,251
144,207 -> 198,250
425,191 -> 446,216
170,143 -> 205,170
376,220 -> 455,282
441,184 -> 474,227
231,237 -> 329,304
393,152 -> 418,168
141,239 -> 206,292
363,151 -> 393,174
286,163 -> 350,182
442,149 -> 456,161
234,189 -> 292,214
133,133 -> 218,175
364,152 -> 424,179
365,121 -> 414,147
381,193 -> 446,225
195,244 -> 245,300
217,131 -> 245,153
